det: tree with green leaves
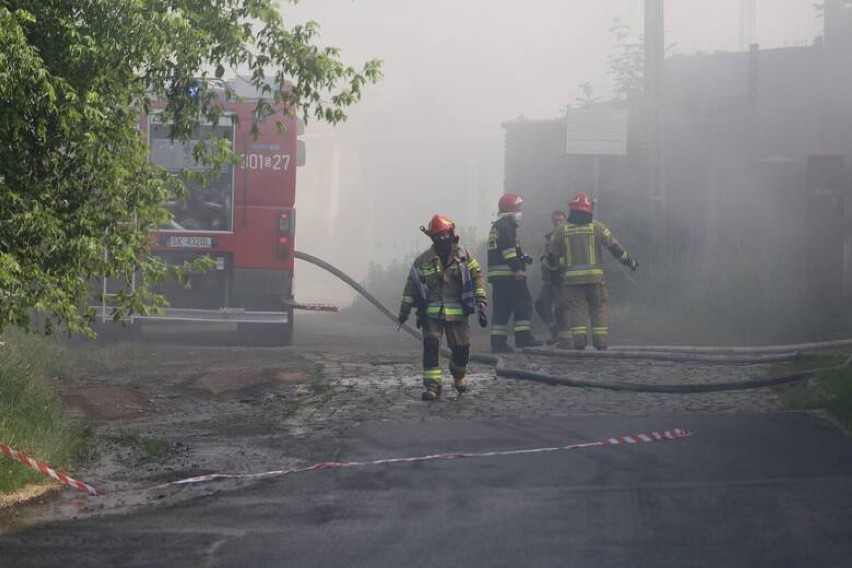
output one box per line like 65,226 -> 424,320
0,1 -> 381,336
607,16 -> 644,100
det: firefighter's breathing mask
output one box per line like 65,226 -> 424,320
431,231 -> 455,257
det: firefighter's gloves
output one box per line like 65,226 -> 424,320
627,258 -> 639,271
477,300 -> 488,328
397,312 -> 409,326
522,255 -> 534,266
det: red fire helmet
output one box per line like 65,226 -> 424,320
498,193 -> 523,213
425,214 -> 455,236
568,192 -> 594,213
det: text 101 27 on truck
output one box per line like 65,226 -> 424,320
95,78 -> 304,345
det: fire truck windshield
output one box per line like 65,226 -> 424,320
149,117 -> 235,233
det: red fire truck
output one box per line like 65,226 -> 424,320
96,78 -> 303,345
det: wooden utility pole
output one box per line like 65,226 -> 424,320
644,0 -> 665,239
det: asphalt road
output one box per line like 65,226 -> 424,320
2,412 -> 851,567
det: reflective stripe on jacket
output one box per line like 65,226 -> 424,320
399,244 -> 487,321
487,215 -> 524,281
554,220 -> 628,285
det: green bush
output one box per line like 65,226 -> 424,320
0,332 -> 91,494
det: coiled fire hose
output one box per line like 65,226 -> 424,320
295,251 -> 851,393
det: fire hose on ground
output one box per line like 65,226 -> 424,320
295,251 -> 852,393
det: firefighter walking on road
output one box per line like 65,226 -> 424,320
398,215 -> 488,401
552,192 -> 638,350
487,193 -> 543,352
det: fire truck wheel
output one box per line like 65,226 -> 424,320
237,321 -> 293,347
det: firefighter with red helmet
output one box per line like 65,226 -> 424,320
552,192 -> 638,350
486,193 -> 543,352
398,214 -> 487,401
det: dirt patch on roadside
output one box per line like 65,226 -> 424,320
62,386 -> 151,421
183,368 -> 313,397
1,345 -> 331,528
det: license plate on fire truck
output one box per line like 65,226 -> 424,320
162,236 -> 215,249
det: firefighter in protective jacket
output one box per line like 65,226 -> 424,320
551,192 -> 638,350
535,209 -> 567,344
398,215 -> 487,401
487,193 -> 542,352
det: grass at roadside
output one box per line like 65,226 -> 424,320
776,355 -> 852,432
0,331 -> 93,495
109,427 -> 171,461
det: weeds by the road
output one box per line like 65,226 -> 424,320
777,356 -> 852,432
309,362 -> 334,403
71,341 -> 143,376
0,331 -> 93,495
109,427 -> 171,461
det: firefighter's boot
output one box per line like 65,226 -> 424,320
449,346 -> 470,395
421,382 -> 442,401
421,368 -> 442,401
546,325 -> 560,345
570,326 -> 588,350
490,334 -> 513,353
451,372 -> 469,394
515,330 -> 543,348
592,327 -> 608,350
555,328 -> 574,350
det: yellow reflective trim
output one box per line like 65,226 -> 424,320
564,231 -> 572,267
589,233 -> 596,265
564,268 -> 604,277
565,226 -> 595,235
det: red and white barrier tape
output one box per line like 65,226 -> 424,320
160,428 -> 692,489
1,428 -> 691,496
0,443 -> 102,496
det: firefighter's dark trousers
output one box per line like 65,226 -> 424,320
535,278 -> 565,339
421,317 -> 471,392
490,278 -> 534,349
560,282 -> 608,350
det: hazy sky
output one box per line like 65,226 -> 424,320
283,1 -> 823,302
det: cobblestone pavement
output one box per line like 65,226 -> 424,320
291,350 -> 785,437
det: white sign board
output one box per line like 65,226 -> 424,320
564,109 -> 628,156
